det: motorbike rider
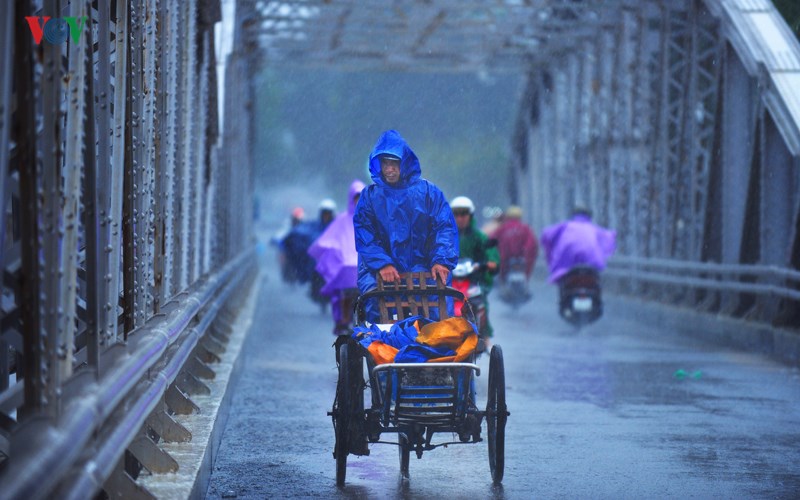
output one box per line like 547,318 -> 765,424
309,199 -> 338,308
540,206 -> 616,284
308,180 -> 366,335
354,129 -> 458,324
282,201 -> 336,296
273,206 -> 306,284
480,205 -> 504,236
451,196 -> 500,347
491,205 -> 539,289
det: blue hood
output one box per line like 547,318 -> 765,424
368,130 -> 421,188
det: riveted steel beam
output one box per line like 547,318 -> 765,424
1,0 -> 254,494
0,2 -> 13,288
246,0 -> 643,71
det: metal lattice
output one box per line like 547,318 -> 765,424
0,0 -> 255,496
511,0 -> 800,323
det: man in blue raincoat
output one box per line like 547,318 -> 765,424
354,130 -> 459,323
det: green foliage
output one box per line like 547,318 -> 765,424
253,67 -> 522,216
774,0 -> 800,38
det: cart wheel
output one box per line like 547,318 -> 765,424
334,343 -> 352,486
486,344 -> 507,484
398,433 -> 410,479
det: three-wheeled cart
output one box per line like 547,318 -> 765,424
329,272 -> 509,486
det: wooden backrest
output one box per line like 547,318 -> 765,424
376,271 -> 449,323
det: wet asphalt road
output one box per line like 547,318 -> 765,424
206,256 -> 800,499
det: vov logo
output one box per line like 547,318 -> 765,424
25,16 -> 88,45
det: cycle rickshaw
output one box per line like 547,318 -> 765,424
329,271 -> 509,486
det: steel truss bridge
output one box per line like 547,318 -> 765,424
0,0 -> 798,498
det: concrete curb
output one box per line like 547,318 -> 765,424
139,273 -> 263,499
606,292 -> 800,367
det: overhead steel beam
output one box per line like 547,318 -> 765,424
244,0 -> 645,71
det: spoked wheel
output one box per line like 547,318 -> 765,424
398,433 -> 410,479
333,341 -> 366,486
486,344 -> 507,484
334,343 -> 352,486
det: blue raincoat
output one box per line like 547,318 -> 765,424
354,130 -> 459,322
281,220 -> 324,283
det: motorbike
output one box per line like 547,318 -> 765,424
333,287 -> 361,364
333,287 -> 360,336
451,258 -> 488,337
498,256 -> 532,309
309,271 -> 329,313
557,265 -> 603,328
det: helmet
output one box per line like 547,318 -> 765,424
318,198 -> 337,212
450,196 -> 475,214
482,205 -> 503,220
571,205 -> 592,218
505,205 -> 523,219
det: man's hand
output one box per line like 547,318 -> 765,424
431,264 -> 450,284
485,261 -> 498,273
378,264 -> 401,283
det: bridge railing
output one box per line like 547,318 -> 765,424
0,249 -> 257,500
605,256 -> 800,326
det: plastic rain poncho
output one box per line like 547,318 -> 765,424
540,214 -> 617,283
307,180 -> 365,322
354,130 -> 458,322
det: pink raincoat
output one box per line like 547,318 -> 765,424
492,218 -> 539,279
308,180 -> 366,320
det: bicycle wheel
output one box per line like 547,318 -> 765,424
486,344 -> 507,483
334,343 -> 352,486
398,432 -> 410,479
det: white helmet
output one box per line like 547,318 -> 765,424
450,196 -> 475,214
318,198 -> 337,212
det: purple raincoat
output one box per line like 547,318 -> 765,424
308,180 -> 366,321
540,214 -> 616,283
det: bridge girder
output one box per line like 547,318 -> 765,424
241,0 -> 657,71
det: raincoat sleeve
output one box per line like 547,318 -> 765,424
524,229 -> 539,276
427,185 -> 459,269
539,222 -> 563,268
487,241 -> 501,271
597,227 -> 617,262
482,233 -> 501,289
354,190 -> 395,273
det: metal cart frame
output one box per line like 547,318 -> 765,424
329,272 -> 509,486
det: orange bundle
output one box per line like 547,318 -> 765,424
367,340 -> 400,365
415,317 -> 478,362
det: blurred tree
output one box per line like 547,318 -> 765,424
253,67 -> 521,217
774,0 -> 800,39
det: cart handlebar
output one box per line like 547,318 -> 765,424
356,286 -> 465,302
354,285 -> 478,325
